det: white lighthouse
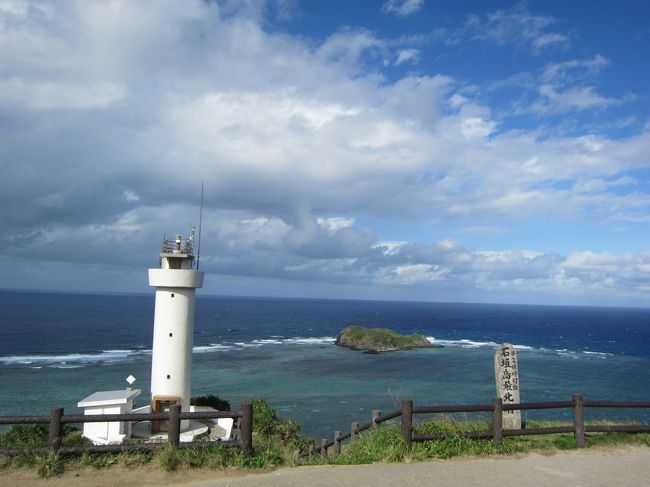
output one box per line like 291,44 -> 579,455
148,233 -> 204,432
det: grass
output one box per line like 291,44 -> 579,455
310,417 -> 650,465
1,405 -> 648,478
0,423 -> 88,449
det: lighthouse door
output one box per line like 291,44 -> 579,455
151,396 -> 181,433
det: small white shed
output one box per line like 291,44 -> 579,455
77,389 -> 141,445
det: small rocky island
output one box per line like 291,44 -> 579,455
335,325 -> 441,353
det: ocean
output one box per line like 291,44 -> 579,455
0,290 -> 649,439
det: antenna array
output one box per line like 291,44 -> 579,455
196,183 -> 204,270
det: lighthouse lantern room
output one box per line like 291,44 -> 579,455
148,233 -> 204,432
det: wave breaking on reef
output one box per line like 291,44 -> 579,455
0,334 -> 613,368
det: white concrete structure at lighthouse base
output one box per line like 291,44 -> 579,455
77,389 -> 141,445
129,405 -> 234,442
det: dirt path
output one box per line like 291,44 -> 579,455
1,446 -> 648,487
0,464 -> 249,487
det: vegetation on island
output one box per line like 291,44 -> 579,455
335,325 -> 438,352
1,398 -> 648,478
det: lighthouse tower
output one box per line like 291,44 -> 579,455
148,233 -> 204,432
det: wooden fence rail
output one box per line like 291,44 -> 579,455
0,403 -> 253,456
3,396 -> 647,459
302,395 -> 650,458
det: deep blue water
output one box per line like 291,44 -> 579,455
1,290 -> 649,437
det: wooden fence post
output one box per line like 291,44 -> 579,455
371,409 -> 381,427
351,422 -> 360,440
320,439 -> 328,459
573,394 -> 586,448
492,398 -> 503,446
334,431 -> 341,456
241,402 -> 254,455
48,407 -> 64,453
401,400 -> 413,449
168,404 -> 181,448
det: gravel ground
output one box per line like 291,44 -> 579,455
1,446 -> 648,487
186,446 -> 650,487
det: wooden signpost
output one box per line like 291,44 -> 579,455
494,343 -> 521,429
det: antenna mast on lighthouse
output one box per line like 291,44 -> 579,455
196,183 -> 204,271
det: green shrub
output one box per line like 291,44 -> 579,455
251,399 -> 312,451
63,428 -> 92,447
275,417 -> 299,438
252,398 -> 279,435
248,399 -> 319,464
0,424 -> 49,449
336,425 -> 406,464
0,423 -> 86,449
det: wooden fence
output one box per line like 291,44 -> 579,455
302,395 -> 650,458
0,403 -> 253,456
3,395 -> 648,459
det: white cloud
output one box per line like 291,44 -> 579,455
0,1 -> 649,306
317,217 -> 355,235
395,48 -> 420,65
531,32 -> 568,50
560,251 -> 650,293
0,78 -> 127,110
382,0 -> 423,17
123,190 -> 140,202
460,117 -> 497,138
5,59 -> 641,228
316,29 -> 385,72
524,57 -> 631,114
5,200 -> 650,304
472,5 -> 570,53
533,84 -> 623,113
0,0 -> 29,16
495,55 -> 634,119
373,241 -> 407,256
456,226 -> 506,235
448,93 -> 469,107
387,263 -> 446,284
541,55 -> 610,83
436,4 -> 570,54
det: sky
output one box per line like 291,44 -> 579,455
1,0 -> 649,307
